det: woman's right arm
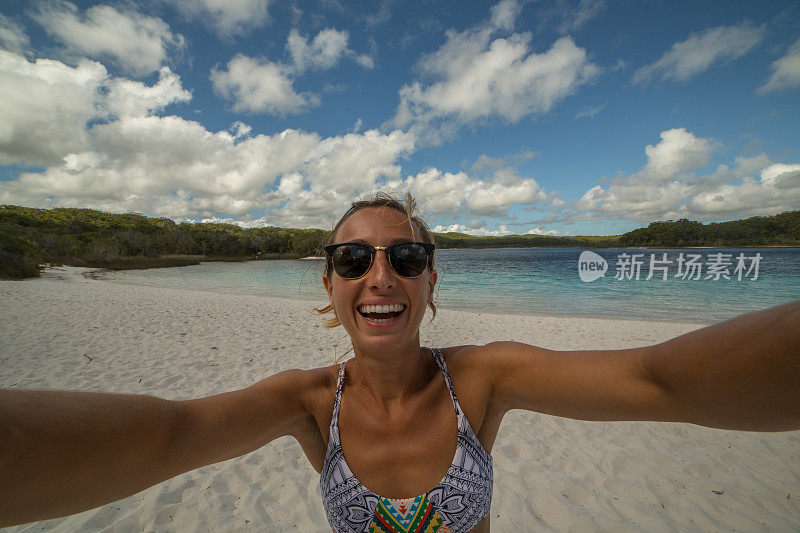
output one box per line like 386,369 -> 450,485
0,369 -> 310,527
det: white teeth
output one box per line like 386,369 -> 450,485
358,304 -> 406,314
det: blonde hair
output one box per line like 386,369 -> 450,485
315,192 -> 437,328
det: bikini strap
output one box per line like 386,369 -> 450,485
429,347 -> 462,416
330,361 -> 346,429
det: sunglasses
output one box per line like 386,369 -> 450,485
324,242 -> 435,279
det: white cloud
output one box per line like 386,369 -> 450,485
432,223 -> 513,237
230,121 -> 252,139
210,55 -> 318,115
576,128 -> 713,218
758,37 -> 800,93
0,51 -> 191,167
577,128 -> 800,221
391,1 -> 599,139
575,103 -> 604,119
365,0 -> 393,28
278,173 -> 303,196
526,226 -> 561,236
390,169 -> 473,214
378,164 -> 548,220
287,28 -> 373,71
32,1 -> 185,77
168,0 -> 270,37
199,216 -> 248,227
633,23 -> 766,84
359,148 -> 550,223
489,0 -> 522,32
213,28 -> 372,115
558,0 -> 607,34
469,150 -> 537,174
0,73 -> 420,228
287,28 -> 349,71
84,118 -> 323,200
105,67 -> 192,118
642,128 -> 716,181
730,154 -> 772,179
685,163 -> 800,217
465,176 -> 546,215
0,51 -> 106,166
0,14 -> 30,56
304,129 -> 417,192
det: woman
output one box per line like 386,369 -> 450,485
1,193 -> 799,532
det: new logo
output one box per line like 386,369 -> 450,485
578,251 -> 607,282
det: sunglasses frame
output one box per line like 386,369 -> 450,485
324,241 -> 436,280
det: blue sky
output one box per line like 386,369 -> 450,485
0,0 -> 798,236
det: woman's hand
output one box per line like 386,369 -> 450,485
474,299 -> 800,431
0,369 -> 311,527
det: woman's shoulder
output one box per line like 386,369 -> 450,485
436,342 -> 544,382
435,344 -> 499,384
437,343 -> 506,366
434,345 -> 503,435
250,364 -> 337,411
287,364 -> 341,397
437,345 -> 477,363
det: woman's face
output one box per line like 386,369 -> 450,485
323,207 -> 437,356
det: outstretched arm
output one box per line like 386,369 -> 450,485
0,369 -> 310,527
479,299 -> 800,431
643,299 -> 800,430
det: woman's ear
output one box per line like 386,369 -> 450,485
428,269 -> 437,300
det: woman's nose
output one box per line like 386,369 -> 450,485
366,250 -> 396,289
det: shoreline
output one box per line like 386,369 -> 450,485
61,267 -> 714,335
2,269 -> 797,531
91,265 -> 717,326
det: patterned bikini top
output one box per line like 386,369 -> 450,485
320,348 -> 493,533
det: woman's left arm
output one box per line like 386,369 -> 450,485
479,299 -> 800,431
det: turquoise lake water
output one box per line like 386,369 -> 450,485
99,247 -> 800,324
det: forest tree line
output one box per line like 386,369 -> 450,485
1,204 -> 798,279
617,210 -> 800,247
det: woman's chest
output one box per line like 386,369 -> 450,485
337,388 -> 459,498
301,352 -> 504,477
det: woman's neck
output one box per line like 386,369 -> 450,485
347,342 -> 435,409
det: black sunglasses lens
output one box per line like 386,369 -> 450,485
389,244 -> 430,277
332,244 -> 372,278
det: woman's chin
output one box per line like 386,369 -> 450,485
351,330 -> 421,356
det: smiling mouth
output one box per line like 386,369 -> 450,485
357,304 -> 407,323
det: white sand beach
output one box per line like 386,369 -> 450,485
1,267 -> 798,532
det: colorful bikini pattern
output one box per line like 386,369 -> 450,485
320,348 -> 493,533
370,494 -> 452,532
